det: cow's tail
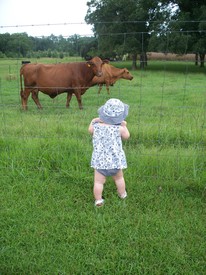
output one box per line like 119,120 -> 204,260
19,67 -> 24,109
20,66 -> 24,95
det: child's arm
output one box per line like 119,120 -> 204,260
120,121 -> 130,140
88,117 -> 101,134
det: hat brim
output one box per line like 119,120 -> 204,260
98,103 -> 129,125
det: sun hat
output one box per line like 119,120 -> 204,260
98,98 -> 129,125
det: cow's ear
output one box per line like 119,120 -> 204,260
86,61 -> 93,67
103,59 -> 109,64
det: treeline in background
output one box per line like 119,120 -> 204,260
0,0 -> 205,68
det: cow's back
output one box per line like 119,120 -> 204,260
36,62 -> 94,89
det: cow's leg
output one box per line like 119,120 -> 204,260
20,88 -> 31,110
66,92 -> 73,108
106,84 -> 110,95
74,90 -> 83,109
31,89 -> 43,109
98,84 -> 103,94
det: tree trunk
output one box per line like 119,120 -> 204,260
140,52 -> 147,69
132,53 -> 137,70
145,53 -> 148,66
199,53 -> 205,68
195,53 -> 198,66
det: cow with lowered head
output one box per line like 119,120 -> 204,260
20,56 -> 106,110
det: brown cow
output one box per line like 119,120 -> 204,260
20,56 -> 105,110
91,63 -> 133,94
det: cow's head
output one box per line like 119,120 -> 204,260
86,56 -> 109,77
122,68 -> 133,80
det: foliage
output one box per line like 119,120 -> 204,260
148,0 -> 206,66
0,32 -> 97,59
0,0 -> 205,67
85,0 -> 154,68
85,0 -> 206,67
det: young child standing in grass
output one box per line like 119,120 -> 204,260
88,98 -> 130,207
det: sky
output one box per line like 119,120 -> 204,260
0,0 -> 94,37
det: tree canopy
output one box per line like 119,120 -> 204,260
0,32 -> 96,59
0,0 -> 205,67
85,0 -> 206,67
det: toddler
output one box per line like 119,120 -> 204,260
88,98 -> 130,207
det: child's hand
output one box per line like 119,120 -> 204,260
120,121 -> 130,139
121,121 -> 127,127
91,117 -> 102,125
89,118 -> 101,134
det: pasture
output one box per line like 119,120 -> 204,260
0,57 -> 205,274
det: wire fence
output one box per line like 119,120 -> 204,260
0,25 -> 205,183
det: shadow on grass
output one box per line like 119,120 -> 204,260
144,61 -> 206,74
114,60 -> 206,74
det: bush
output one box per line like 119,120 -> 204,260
0,51 -> 6,58
59,52 -> 64,59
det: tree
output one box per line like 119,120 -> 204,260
32,36 -> 55,52
174,0 -> 206,67
85,0 -> 155,69
0,33 -> 33,57
86,0 -> 206,68
0,33 -> 11,54
78,36 -> 98,59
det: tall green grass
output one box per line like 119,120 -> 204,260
0,58 -> 205,274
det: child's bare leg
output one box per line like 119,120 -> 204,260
93,170 -> 106,201
112,170 -> 127,198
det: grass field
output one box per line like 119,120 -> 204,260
0,57 -> 206,274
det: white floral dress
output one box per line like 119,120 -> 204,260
91,123 -> 127,169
